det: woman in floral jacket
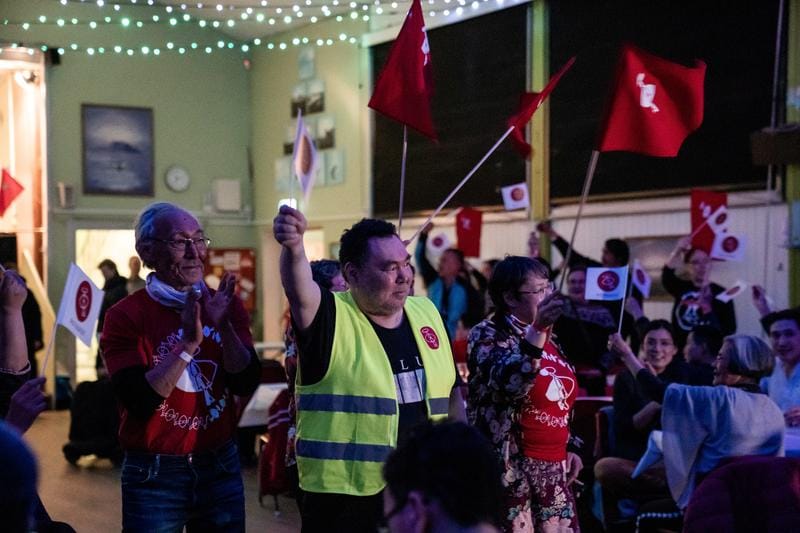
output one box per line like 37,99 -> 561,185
467,256 -> 583,532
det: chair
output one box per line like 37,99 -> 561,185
682,455 -> 800,532
594,405 -> 616,460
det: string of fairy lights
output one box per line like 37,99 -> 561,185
0,0 -> 524,56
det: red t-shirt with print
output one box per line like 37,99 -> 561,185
518,339 -> 577,461
102,289 -> 253,455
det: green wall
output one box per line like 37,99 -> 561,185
1,0 -> 256,375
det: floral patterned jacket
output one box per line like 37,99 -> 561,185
467,314 -> 543,466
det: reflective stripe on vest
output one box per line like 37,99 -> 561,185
297,439 -> 394,462
297,393 -> 397,415
429,397 -> 450,415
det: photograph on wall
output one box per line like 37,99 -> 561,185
274,157 -> 291,192
313,151 -> 327,188
204,248 -> 256,312
291,82 -> 307,118
306,79 -> 325,114
627,235 -> 682,301
82,104 -> 154,196
326,150 -> 345,185
317,115 -> 335,149
298,48 -> 315,80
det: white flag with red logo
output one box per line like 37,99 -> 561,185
426,232 -> 451,256
705,204 -> 730,235
631,259 -> 652,299
501,182 -> 529,211
716,280 -> 748,303
56,263 -> 104,347
585,266 -> 629,301
292,110 -> 319,202
710,230 -> 746,261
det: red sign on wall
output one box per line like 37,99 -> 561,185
204,248 -> 256,312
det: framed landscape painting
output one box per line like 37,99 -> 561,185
82,104 -> 154,196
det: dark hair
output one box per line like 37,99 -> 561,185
567,262 -> 589,276
690,325 -> 724,357
0,422 -> 37,532
643,319 -> 675,341
684,247 -> 708,264
443,247 -> 465,267
764,308 -> 800,332
97,259 -> 118,272
338,218 -> 398,271
488,256 -> 550,317
604,238 -> 629,265
383,421 -> 503,528
310,259 -> 341,290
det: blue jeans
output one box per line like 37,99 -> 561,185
121,440 -> 245,532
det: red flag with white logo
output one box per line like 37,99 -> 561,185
368,0 -> 436,140
597,44 -> 706,157
501,182 -> 529,211
585,266 -> 629,301
507,57 -> 576,157
0,168 -> 24,217
690,189 -> 727,253
56,263 -> 104,347
456,207 -> 482,257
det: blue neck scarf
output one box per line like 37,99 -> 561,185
145,272 -> 204,309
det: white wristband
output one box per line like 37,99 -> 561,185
178,351 -> 194,363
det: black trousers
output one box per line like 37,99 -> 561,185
299,490 -> 383,533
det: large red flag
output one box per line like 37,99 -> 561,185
456,207 -> 482,258
368,0 -> 436,140
508,56 -> 576,157
597,44 -> 706,157
690,189 -> 727,254
0,168 -> 24,216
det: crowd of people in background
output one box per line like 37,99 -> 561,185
2,203 -> 800,532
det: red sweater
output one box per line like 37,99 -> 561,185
518,339 -> 577,461
102,290 -> 253,454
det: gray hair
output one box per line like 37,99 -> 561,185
134,202 -> 198,243
723,334 -> 775,380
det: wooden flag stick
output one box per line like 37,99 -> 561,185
617,265 -> 631,334
558,149 -> 600,292
39,322 -> 58,379
409,126 -> 515,244
398,125 -> 409,231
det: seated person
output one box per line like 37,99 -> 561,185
662,236 -> 736,348
381,421 -> 503,533
553,264 -> 616,394
760,308 -> 800,427
608,332 -> 784,510
594,321 -> 689,516
683,325 -> 723,386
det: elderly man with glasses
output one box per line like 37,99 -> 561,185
101,202 -> 260,532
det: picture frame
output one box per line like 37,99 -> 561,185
626,235 -> 682,301
82,104 -> 154,196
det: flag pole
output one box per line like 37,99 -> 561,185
558,149 -> 600,292
409,125 -> 515,243
617,265 -> 631,334
39,322 -> 58,379
398,125 -> 409,231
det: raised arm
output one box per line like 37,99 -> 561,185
0,271 -> 29,373
273,205 -> 320,330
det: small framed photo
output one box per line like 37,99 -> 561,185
317,115 -> 335,149
306,79 -> 325,114
326,150 -> 345,185
82,104 -> 154,196
291,83 -> 307,118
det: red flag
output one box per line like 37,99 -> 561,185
690,189 -> 726,253
0,168 -> 24,216
368,0 -> 436,140
456,207 -> 482,257
597,44 -> 706,157
508,56 -> 576,157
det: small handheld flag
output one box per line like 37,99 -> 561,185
585,266 -> 629,301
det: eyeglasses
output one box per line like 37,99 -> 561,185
518,282 -> 554,297
153,237 -> 211,252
